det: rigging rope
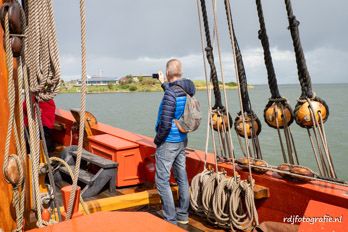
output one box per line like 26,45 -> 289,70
224,0 -> 262,161
224,0 -> 259,229
66,0 -> 87,220
284,0 -> 336,178
199,0 -> 223,110
191,1 -> 259,230
49,157 -> 90,215
255,0 -> 280,99
25,0 -> 61,101
2,3 -> 27,230
190,0 -> 220,214
211,0 -> 235,159
284,0 -> 312,99
254,0 -> 299,165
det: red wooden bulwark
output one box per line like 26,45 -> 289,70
54,109 -> 348,225
298,200 -> 347,231
27,211 -> 185,232
185,150 -> 348,224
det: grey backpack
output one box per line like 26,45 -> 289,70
174,86 -> 202,133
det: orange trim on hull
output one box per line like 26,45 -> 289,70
28,211 -> 185,232
54,109 -> 348,226
185,149 -> 348,224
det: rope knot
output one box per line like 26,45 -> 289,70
268,97 -> 287,103
257,29 -> 263,40
288,16 -> 300,29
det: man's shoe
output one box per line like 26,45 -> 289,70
177,219 -> 189,225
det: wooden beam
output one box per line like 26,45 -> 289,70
54,183 -> 268,218
56,187 -> 179,216
254,184 -> 270,200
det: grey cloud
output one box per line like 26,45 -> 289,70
54,0 -> 348,83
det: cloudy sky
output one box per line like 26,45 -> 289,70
53,0 -> 348,84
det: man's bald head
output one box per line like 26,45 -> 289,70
166,59 -> 182,82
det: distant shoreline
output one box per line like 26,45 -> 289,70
58,85 -> 254,94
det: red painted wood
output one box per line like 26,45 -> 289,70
88,134 -> 143,187
298,200 -> 347,231
88,134 -> 139,150
27,211 -> 185,232
54,109 -> 348,226
185,149 -> 348,224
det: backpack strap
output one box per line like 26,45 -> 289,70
172,84 -> 189,97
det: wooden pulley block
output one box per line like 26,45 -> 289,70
211,111 -> 232,132
234,112 -> 261,138
294,99 -> 328,128
9,36 -> 22,57
277,163 -> 292,179
0,0 -> 23,34
264,102 -> 293,129
290,165 -> 314,182
236,157 -> 254,170
252,159 -> 268,173
3,155 -> 21,186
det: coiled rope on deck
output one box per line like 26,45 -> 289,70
190,1 -> 259,231
224,0 -> 259,229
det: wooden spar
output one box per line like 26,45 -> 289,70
0,1 -> 31,230
52,185 -> 268,218
0,0 -> 16,230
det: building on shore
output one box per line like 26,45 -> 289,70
76,75 -> 119,86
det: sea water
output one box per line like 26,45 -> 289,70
55,84 -> 348,179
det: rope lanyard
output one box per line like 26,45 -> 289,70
284,0 -> 336,178
190,1 -> 259,230
255,0 -> 299,165
211,0 -> 235,161
66,0 -> 88,220
224,0 -> 256,162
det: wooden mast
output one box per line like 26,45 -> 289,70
0,0 -> 28,230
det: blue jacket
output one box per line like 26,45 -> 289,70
154,79 -> 196,146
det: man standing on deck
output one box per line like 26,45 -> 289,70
154,59 -> 196,225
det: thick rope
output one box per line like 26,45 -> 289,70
224,1 -> 251,113
66,0 -> 87,220
212,177 -> 232,227
284,0 -> 312,98
25,0 -> 60,101
199,0 -> 223,110
255,0 -> 280,99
